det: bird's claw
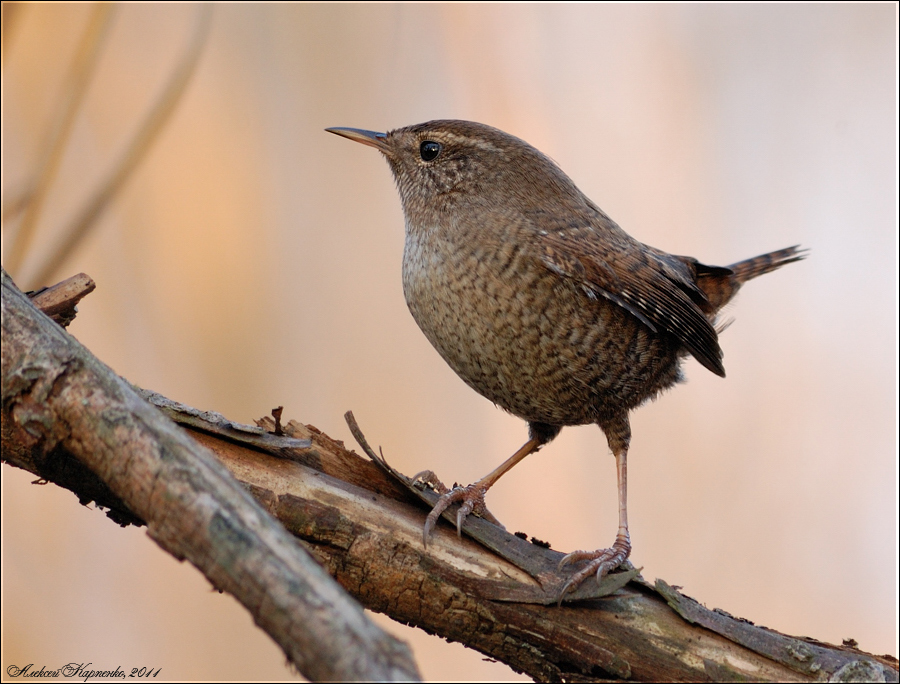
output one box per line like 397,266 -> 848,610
556,534 -> 631,605
411,470 -> 451,495
421,482 -> 502,548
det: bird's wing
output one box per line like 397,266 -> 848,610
536,222 -> 727,377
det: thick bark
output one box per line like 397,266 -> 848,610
1,268 -> 420,683
3,268 -> 896,683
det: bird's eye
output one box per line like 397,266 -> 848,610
419,141 -> 442,162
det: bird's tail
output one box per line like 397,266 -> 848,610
696,245 -> 807,313
727,245 -> 808,284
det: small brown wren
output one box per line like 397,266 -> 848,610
327,120 -> 804,600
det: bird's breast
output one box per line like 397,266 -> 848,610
400,223 -> 682,426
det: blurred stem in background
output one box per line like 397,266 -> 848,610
1,3 -> 213,290
3,3 -> 114,276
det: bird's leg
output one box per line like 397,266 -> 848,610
420,437 -> 541,546
421,422 -> 560,547
558,415 -> 632,602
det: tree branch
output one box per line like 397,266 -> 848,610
1,267 -> 420,682
3,268 -> 896,682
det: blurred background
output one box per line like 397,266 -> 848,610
2,3 -> 896,680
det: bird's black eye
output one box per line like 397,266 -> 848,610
419,141 -> 442,162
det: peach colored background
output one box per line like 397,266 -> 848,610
2,4 -> 896,681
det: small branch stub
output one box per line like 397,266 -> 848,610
272,406 -> 284,436
26,272 -> 95,327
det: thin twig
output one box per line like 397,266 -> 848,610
344,410 -> 383,462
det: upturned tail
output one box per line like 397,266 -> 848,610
697,245 -> 807,313
727,245 -> 807,284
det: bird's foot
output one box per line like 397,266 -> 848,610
419,481 -> 504,547
556,533 -> 631,604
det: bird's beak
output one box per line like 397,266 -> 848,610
326,127 -> 389,152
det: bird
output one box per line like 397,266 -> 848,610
326,120 -> 805,600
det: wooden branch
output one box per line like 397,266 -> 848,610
1,268 -> 420,683
184,410 -> 900,682
3,268 -> 896,683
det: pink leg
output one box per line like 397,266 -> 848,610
419,437 -> 544,547
557,416 -> 632,602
